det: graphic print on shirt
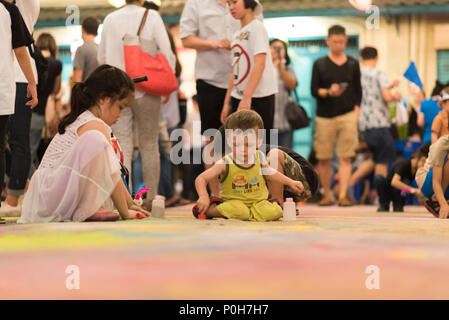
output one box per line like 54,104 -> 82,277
231,174 -> 261,194
232,32 -> 251,92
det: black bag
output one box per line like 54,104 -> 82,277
28,42 -> 49,87
285,90 -> 310,130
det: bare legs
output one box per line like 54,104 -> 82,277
318,159 -> 332,202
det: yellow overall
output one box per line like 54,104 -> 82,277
217,151 -> 283,222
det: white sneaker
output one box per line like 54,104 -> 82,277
0,202 -> 22,217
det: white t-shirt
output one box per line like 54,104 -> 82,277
0,4 -> 15,115
180,0 -> 240,89
13,0 -> 39,84
0,0 -> 33,115
98,5 -> 176,100
180,0 -> 263,89
231,19 -> 277,99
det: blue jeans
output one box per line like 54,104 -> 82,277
8,83 -> 32,196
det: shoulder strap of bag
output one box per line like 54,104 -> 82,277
291,89 -> 300,103
137,9 -> 150,36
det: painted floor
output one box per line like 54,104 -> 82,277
1,204 -> 449,299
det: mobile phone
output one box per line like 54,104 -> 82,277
339,82 -> 348,88
274,46 -> 281,57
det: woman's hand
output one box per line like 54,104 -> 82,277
196,195 -> 210,214
237,96 -> 251,112
221,103 -> 231,124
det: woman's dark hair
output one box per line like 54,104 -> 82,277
244,0 -> 258,10
166,25 -> 182,78
36,33 -> 58,58
58,65 -> 135,134
143,1 -> 160,10
269,38 -> 291,66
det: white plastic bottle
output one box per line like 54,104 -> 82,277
152,195 -> 165,218
283,198 -> 296,221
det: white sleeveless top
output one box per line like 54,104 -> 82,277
40,111 -> 111,169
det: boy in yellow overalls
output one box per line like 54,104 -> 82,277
193,110 -> 304,221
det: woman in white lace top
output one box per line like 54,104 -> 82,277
19,65 -> 150,223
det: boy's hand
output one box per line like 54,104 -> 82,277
221,103 -> 231,124
289,180 -> 304,194
439,204 -> 449,219
196,196 -> 210,214
237,96 -> 251,111
26,83 -> 38,109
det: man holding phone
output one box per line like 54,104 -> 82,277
311,25 -> 362,207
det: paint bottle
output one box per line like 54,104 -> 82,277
152,195 -> 165,218
283,198 -> 296,221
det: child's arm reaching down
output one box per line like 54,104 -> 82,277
238,53 -> 266,111
195,160 -> 226,214
261,161 -> 304,195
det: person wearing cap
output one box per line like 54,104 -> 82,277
430,88 -> 449,144
180,0 -> 262,196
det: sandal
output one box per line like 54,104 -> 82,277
166,196 -> 193,208
424,199 -> 440,218
192,196 -> 223,220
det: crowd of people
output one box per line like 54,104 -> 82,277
1,0 -> 449,224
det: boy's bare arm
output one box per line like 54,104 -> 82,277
390,174 -> 414,191
221,73 -> 235,123
261,162 -> 304,194
195,161 -> 226,213
238,53 -> 266,111
14,46 -> 38,108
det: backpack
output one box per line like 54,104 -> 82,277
28,42 -> 49,87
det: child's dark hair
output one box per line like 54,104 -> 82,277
82,17 -> 100,36
432,80 -> 449,97
413,142 -> 430,159
224,110 -> 264,131
58,65 -> 134,134
244,0 -> 258,11
360,46 -> 378,60
328,25 -> 346,37
269,38 -> 291,66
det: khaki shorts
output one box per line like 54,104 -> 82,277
314,111 -> 358,160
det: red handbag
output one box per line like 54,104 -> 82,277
123,9 -> 178,96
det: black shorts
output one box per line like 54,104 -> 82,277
196,80 -> 227,136
363,127 -> 396,164
230,94 -> 275,131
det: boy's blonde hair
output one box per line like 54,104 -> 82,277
224,110 -> 264,131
